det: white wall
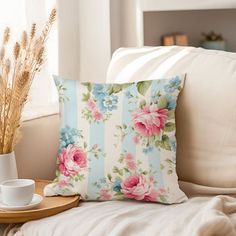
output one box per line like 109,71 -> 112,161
58,0 -> 111,82
79,0 -> 111,82
58,0 -> 140,82
57,0 -> 80,80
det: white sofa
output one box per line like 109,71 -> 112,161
6,46 -> 236,236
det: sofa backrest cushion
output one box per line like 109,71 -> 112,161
107,46 -> 236,188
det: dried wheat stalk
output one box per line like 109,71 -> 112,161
0,8 -> 56,154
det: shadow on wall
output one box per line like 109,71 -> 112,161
15,114 -> 60,180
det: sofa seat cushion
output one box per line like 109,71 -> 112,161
107,46 -> 236,188
12,194 -> 236,236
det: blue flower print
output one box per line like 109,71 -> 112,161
143,146 -> 154,154
60,126 -> 81,151
92,84 -> 107,99
125,90 -> 133,99
151,94 -> 158,104
100,178 -> 107,184
54,78 -> 60,87
166,95 -> 176,110
98,94 -> 118,112
112,180 -> 121,192
164,77 -> 181,93
170,140 -> 176,152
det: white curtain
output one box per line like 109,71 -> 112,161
0,0 -> 58,121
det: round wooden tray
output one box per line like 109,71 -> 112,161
0,180 -> 80,223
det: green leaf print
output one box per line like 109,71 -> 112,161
137,81 -> 152,96
113,166 -> 123,176
82,93 -> 90,102
108,83 -> 133,95
124,167 -> 130,173
56,83 -> 69,103
157,96 -> 168,109
162,135 -> 169,142
159,195 -> 167,203
108,84 -> 123,94
75,174 -> 85,181
139,99 -> 146,108
118,154 -> 125,163
82,82 -> 92,92
163,122 -> 176,132
142,170 -> 148,175
114,192 -> 124,200
55,169 -> 60,177
167,110 -> 175,119
155,135 -> 172,151
107,173 -> 112,182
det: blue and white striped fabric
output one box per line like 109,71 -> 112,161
44,74 -> 187,204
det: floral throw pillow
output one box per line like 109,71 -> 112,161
44,75 -> 187,204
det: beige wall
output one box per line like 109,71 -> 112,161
15,115 -> 59,180
110,0 -> 121,53
110,0 -> 142,52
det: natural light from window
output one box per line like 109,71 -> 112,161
0,0 -> 58,120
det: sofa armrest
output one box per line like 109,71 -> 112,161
15,114 -> 59,180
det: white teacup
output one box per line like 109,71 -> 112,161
0,179 -> 35,206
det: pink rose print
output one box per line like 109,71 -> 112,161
99,189 -> 112,200
125,153 -> 134,162
125,153 -> 136,170
59,144 -> 87,176
132,106 -> 168,137
87,99 -> 96,110
58,179 -> 70,188
92,110 -> 103,121
121,174 -> 159,201
127,161 -> 136,169
159,187 -> 166,194
86,99 -> 103,121
143,189 -> 159,201
133,135 -> 140,144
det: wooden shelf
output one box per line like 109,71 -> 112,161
143,9 -> 236,52
141,0 -> 236,12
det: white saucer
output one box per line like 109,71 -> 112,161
0,194 -> 43,211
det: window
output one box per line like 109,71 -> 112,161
0,0 -> 58,121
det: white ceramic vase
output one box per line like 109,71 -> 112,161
0,152 -> 18,183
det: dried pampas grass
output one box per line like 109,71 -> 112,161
0,8 -> 56,154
